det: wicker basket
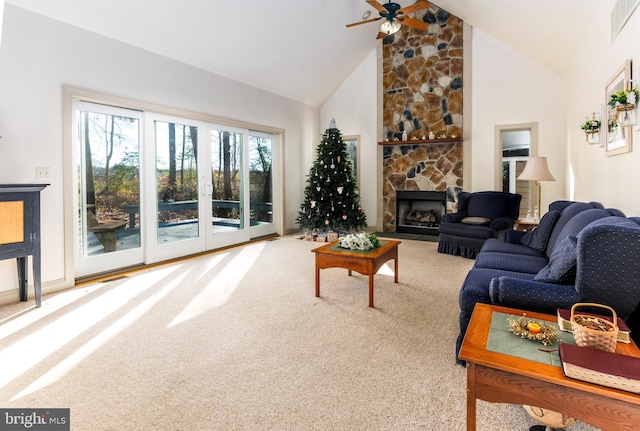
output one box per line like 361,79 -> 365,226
570,303 -> 619,353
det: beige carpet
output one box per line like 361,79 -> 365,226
0,236 -> 599,430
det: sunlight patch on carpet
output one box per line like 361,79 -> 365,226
0,284 -> 102,341
11,269 -> 189,400
376,263 -> 395,277
0,265 -> 182,392
167,242 -> 266,328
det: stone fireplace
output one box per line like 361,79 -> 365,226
380,4 -> 464,234
382,142 -> 462,232
395,190 -> 446,235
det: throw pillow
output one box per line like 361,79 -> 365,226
534,236 -> 578,284
461,216 -> 491,225
520,210 -> 561,251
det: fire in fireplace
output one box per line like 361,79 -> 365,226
395,191 -> 447,236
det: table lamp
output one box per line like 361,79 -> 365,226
517,156 -> 555,221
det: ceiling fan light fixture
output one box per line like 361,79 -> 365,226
380,20 -> 401,35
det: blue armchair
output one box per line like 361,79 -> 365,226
438,191 -> 522,259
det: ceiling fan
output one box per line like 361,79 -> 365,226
346,0 -> 429,38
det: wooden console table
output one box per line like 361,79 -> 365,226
0,184 -> 48,307
459,303 -> 640,431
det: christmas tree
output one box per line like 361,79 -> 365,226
296,119 -> 367,233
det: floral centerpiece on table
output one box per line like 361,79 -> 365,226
338,233 -> 380,250
608,86 -> 639,110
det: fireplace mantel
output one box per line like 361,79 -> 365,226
378,138 -> 461,146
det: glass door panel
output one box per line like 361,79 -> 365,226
210,129 -> 243,232
154,121 -> 200,243
74,102 -> 143,277
248,132 -> 276,238
145,115 -> 206,263
208,126 -> 250,247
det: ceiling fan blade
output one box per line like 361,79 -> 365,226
399,1 -> 429,15
346,17 -> 382,28
377,32 -> 387,39
366,0 -> 387,13
400,16 -> 428,31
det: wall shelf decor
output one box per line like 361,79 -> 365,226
580,113 -> 601,145
605,59 -> 633,156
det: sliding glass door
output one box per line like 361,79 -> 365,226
73,102 -> 278,276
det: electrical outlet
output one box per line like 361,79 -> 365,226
36,167 -> 51,180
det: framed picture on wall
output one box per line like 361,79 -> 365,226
605,59 -> 633,156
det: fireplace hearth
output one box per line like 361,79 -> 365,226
395,191 -> 447,236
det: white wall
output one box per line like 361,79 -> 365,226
566,3 -> 640,216
319,49 -> 378,229
470,28 -> 567,209
0,5 -> 318,299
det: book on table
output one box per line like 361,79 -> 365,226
557,308 -> 630,343
559,343 -> 640,394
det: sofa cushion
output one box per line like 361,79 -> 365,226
480,238 -> 547,257
545,202 -> 603,255
520,210 -> 560,251
546,207 -> 623,258
474,251 -> 548,274
462,216 -> 491,225
459,267 -> 535,312
534,236 -> 578,284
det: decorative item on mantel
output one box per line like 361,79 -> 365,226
608,84 -> 639,126
580,113 -> 601,145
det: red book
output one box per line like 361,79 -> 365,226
560,343 -> 640,394
557,308 -> 630,343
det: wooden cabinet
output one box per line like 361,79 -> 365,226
0,184 -> 48,307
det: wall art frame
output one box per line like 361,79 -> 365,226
605,59 -> 633,156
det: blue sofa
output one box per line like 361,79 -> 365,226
455,200 -> 640,364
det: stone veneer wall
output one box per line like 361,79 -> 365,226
381,4 -> 463,232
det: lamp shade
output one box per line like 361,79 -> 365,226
517,157 -> 555,182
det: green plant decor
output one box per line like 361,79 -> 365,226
580,117 -> 601,132
608,86 -> 639,109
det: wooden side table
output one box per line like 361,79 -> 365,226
514,219 -> 539,232
459,303 -> 640,431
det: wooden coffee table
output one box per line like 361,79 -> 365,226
459,303 -> 640,431
312,240 -> 400,307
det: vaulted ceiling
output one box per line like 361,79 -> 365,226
5,0 -> 612,107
